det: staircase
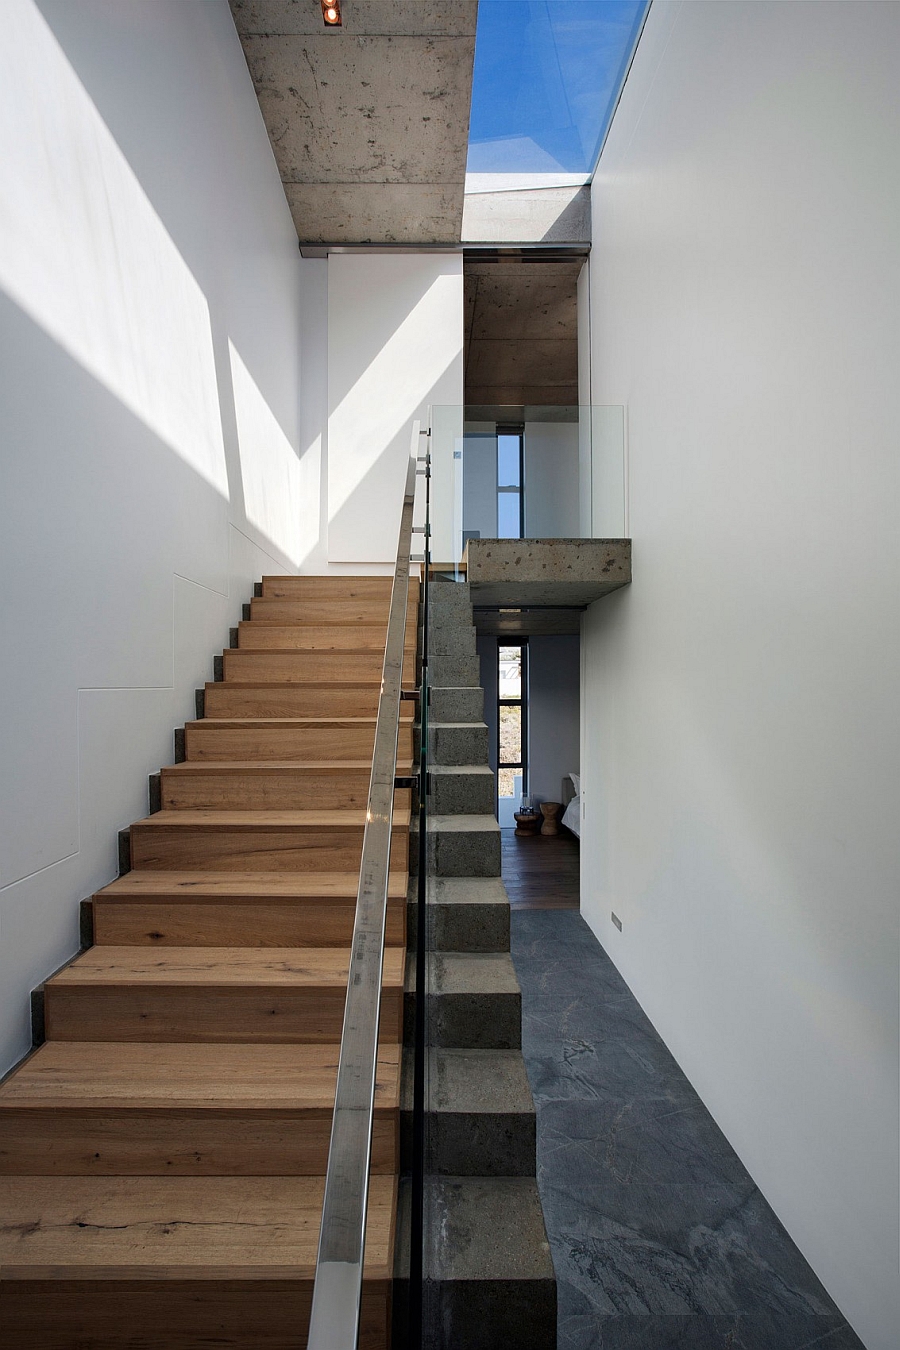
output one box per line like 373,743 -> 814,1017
402,581 -> 557,1348
0,575 -> 416,1349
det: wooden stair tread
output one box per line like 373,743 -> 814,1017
0,1174 -> 395,1280
95,871 -> 409,901
203,680 -> 415,702
188,717 -> 380,728
260,574 -> 415,596
201,684 -> 415,719
163,760 -> 410,772
133,809 -> 411,829
1,569 -> 414,1336
221,649 -> 415,685
236,635 -> 416,653
237,622 -> 414,643
248,600 -> 416,625
262,576 -> 395,590
0,1042 -> 400,1111
204,681 -> 415,694
240,622 -> 394,631
47,946 -> 406,988
223,648 -> 409,657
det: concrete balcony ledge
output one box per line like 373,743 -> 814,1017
464,537 -> 631,634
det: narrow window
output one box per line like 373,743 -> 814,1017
498,640 -> 528,808
496,425 -> 524,539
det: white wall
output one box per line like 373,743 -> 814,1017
463,430 -> 498,541
0,0 -> 320,1072
524,422 -> 579,537
327,253 -> 464,564
576,260 -> 592,537
582,4 -> 900,1346
528,636 -> 580,806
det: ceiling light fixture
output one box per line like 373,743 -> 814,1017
321,0 -> 341,25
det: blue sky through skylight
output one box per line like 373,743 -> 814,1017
467,0 -> 649,178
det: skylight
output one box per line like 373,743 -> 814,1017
466,0 -> 649,186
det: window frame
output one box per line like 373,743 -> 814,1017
496,423 -> 525,539
497,637 -> 528,801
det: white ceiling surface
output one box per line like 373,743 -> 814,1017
228,0 -> 477,244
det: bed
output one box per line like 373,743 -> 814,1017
561,773 -> 581,839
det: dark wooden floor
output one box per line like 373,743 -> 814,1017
500,828 -> 579,910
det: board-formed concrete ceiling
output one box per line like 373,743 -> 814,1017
229,0 -> 477,244
465,258 -> 583,408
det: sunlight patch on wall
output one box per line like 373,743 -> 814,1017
327,265 -> 461,534
0,0 -> 227,495
230,340 -> 302,565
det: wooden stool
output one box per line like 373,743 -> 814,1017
514,811 -> 541,837
539,801 -> 562,836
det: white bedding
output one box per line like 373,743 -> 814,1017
562,794 -> 581,838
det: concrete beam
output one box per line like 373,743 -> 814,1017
230,1 -> 478,37
462,186 -> 591,245
229,1 -> 476,244
465,538 -> 632,608
286,183 -> 464,244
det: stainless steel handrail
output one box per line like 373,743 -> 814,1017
307,449 -> 419,1350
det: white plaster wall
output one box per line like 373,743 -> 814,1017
582,3 -> 900,1346
463,432 -> 498,541
528,636 -> 580,806
0,0 -> 319,1072
576,260 -> 592,537
327,253 -> 464,564
524,423 -> 579,537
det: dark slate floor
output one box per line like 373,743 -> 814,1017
504,836 -> 864,1350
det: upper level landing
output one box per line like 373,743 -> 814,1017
465,538 -> 631,636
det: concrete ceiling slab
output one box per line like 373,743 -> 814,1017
229,1 -> 476,244
467,262 -> 581,339
241,34 -> 472,184
466,338 -> 579,387
465,383 -> 580,407
473,607 -> 583,636
462,186 -> 591,245
285,182 -> 465,245
231,1 -> 478,37
464,259 -> 583,407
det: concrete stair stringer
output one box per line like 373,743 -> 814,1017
397,580 -> 556,1348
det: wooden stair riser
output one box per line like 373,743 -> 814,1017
261,574 -> 418,601
222,649 -> 416,685
0,1111 -> 398,1176
203,684 -> 416,719
43,986 -> 403,1045
129,823 -> 410,872
237,624 -> 418,653
160,766 -> 411,812
92,898 -> 406,947
250,595 -> 418,626
184,722 -> 414,762
1,1280 -> 390,1350
0,1172 -> 395,1347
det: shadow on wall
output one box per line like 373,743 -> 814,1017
326,253 -> 464,564
0,0 -> 314,1073
0,0 -> 311,569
